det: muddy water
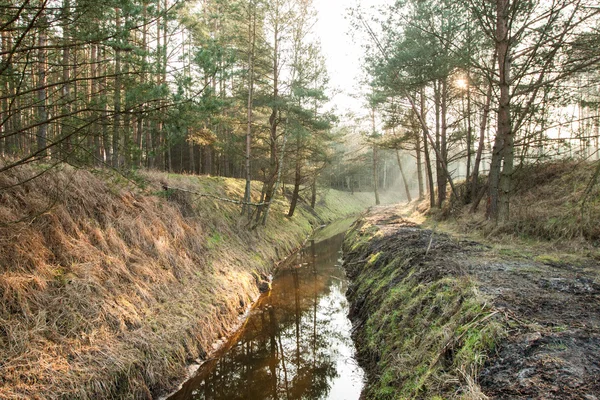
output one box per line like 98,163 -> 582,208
167,228 -> 364,400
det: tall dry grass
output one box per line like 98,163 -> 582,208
0,164 -> 364,399
439,160 -> 600,243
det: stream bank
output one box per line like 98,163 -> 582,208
343,205 -> 600,399
167,218 -> 364,400
0,165 -> 382,399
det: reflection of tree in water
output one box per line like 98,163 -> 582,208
170,233 -> 359,400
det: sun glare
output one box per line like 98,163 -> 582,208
455,77 -> 468,90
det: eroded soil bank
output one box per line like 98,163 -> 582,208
0,165 -> 381,399
343,205 -> 600,399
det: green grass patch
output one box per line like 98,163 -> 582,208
344,221 -> 505,399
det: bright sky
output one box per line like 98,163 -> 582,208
314,0 -> 392,117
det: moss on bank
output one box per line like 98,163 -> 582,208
343,216 -> 504,399
0,165 -> 372,399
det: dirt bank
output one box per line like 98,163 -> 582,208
343,205 -> 600,399
0,164 -> 378,399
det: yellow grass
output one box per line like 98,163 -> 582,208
0,164 -> 372,399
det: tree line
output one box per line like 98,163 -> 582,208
0,0 -> 336,224
356,0 -> 600,222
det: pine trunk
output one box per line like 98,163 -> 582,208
37,24 -> 48,158
416,132 -> 424,200
287,139 -> 302,218
112,8 -> 121,168
489,0 -> 512,222
396,150 -> 412,202
243,1 -> 256,218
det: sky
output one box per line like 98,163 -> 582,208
313,0 -> 392,117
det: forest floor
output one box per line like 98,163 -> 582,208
343,204 -> 600,399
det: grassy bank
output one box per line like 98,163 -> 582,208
0,164 -> 373,399
343,211 -> 504,399
435,160 -> 600,244
344,165 -> 600,400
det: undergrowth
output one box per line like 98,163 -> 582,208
0,164 -> 372,399
438,160 -> 600,243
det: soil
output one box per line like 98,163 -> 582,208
352,205 -> 600,399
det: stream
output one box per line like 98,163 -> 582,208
167,222 -> 364,400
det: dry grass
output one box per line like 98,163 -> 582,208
507,160 -> 600,241
431,161 -> 600,246
0,164 -> 370,399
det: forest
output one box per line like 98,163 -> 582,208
1,0 -> 343,226
354,0 -> 600,223
2,0 -> 600,224
2,0 -> 600,399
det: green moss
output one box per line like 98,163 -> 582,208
367,252 -> 382,266
346,222 -> 378,252
534,254 -> 563,265
345,224 -> 505,399
206,232 -> 223,248
552,325 -> 568,333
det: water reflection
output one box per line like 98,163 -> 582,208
168,233 -> 364,400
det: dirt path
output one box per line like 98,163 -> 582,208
358,205 -> 600,399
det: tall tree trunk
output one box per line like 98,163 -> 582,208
594,106 -> 600,160
258,9 -> 280,224
0,31 -> 5,155
91,44 -> 102,165
112,7 -> 121,168
162,0 -> 168,170
9,33 -> 18,154
37,21 -> 48,158
465,19 -> 473,188
152,0 -> 162,169
123,64 -> 131,168
243,0 -> 256,218
470,57 -> 494,211
262,113 -> 289,225
121,9 -> 132,168
61,0 -> 71,159
437,78 -> 448,206
396,150 -> 412,202
310,179 -> 317,209
372,143 -> 380,205
102,47 -> 110,164
167,145 -> 173,172
489,0 -> 512,222
287,139 -> 302,218
465,75 -> 472,186
434,81 -> 442,206
188,131 -> 195,173
1,30 -> 11,155
372,105 -> 380,205
137,0 -> 148,167
415,127 -> 424,199
420,90 -> 435,207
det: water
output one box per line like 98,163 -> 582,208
167,229 -> 364,400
